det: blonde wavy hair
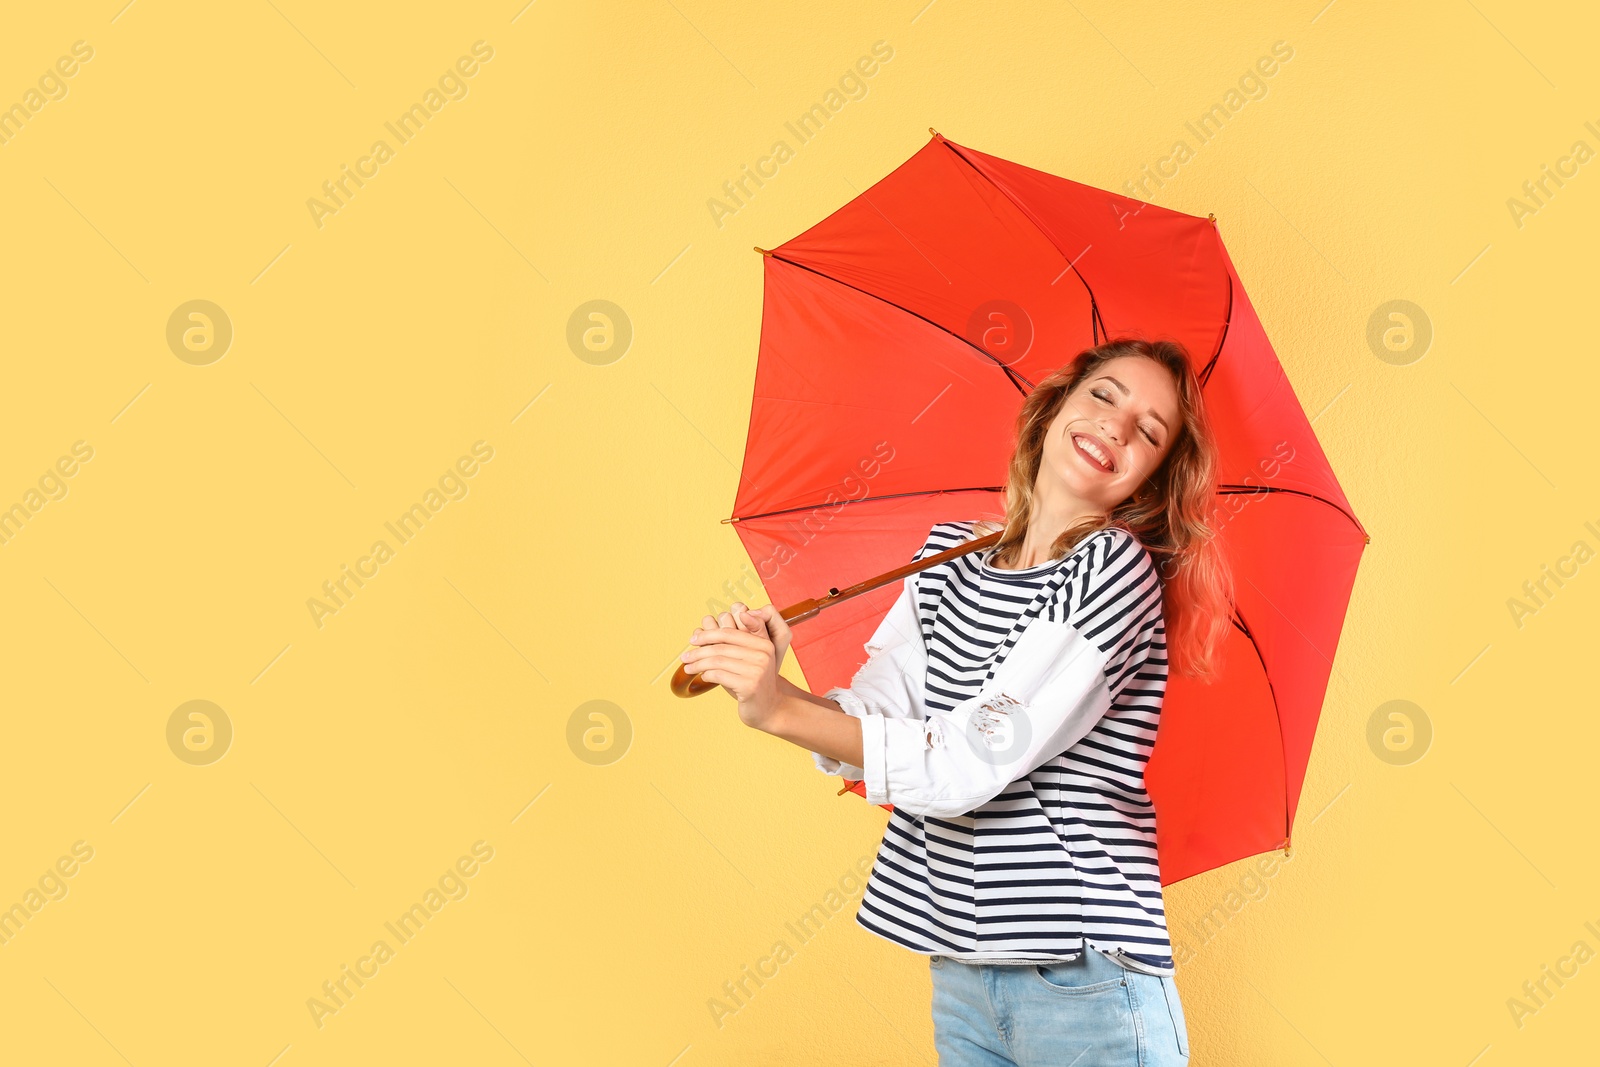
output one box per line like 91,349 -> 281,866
974,336 -> 1235,680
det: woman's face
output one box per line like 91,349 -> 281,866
1038,354 -> 1183,512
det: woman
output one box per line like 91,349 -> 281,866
681,336 -> 1233,1066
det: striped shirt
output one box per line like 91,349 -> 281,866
815,520 -> 1175,975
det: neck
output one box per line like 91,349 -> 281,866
1006,479 -> 1106,569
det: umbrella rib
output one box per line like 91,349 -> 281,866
934,138 -> 1103,333
1227,604 -> 1292,848
1214,483 -> 1369,541
938,136 -> 1240,391
1197,269 -> 1234,387
726,485 -> 1004,524
765,252 -> 1035,397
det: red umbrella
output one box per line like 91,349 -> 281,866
714,129 -> 1367,885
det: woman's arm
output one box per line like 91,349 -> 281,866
759,680 -> 865,770
777,674 -> 842,711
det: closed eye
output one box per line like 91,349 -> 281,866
1092,388 -> 1161,446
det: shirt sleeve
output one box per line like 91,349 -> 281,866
811,576 -> 922,778
858,527 -> 1165,819
810,524 -> 947,778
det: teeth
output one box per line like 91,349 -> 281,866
1075,434 -> 1112,471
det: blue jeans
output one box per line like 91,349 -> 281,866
929,950 -> 1190,1066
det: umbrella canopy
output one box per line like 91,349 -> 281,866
728,130 -> 1367,885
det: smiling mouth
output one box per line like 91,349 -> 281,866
1071,432 -> 1116,473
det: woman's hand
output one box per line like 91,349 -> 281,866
747,602 -> 793,669
682,603 -> 787,729
693,602 -> 793,672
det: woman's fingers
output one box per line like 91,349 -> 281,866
685,630 -> 767,658
682,628 -> 769,685
680,647 -> 766,699
733,604 -> 766,635
692,616 -> 769,645
689,604 -> 776,658
725,602 -> 773,640
700,607 -> 751,629
722,605 -> 764,635
681,650 -> 761,675
755,604 -> 791,640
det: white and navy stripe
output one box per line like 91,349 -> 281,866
854,520 -> 1175,975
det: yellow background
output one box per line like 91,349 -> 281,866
0,1 -> 1594,1064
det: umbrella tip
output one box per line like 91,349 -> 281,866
929,126 -> 941,138
1207,212 -> 1217,225
754,246 -> 772,256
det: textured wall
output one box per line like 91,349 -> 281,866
0,1 -> 1593,1064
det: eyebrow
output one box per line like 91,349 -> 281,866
1098,375 -> 1170,433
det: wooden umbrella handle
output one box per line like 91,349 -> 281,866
669,530 -> 1000,698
